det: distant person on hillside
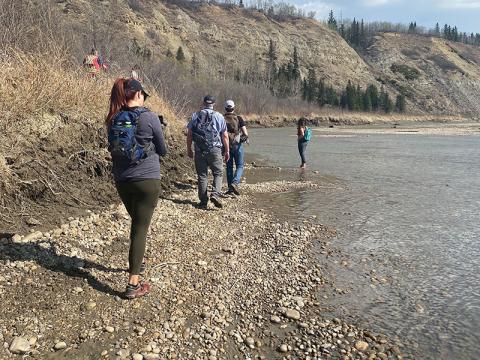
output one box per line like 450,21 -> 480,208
224,100 -> 248,195
186,95 -> 229,209
131,65 -> 140,81
106,78 -> 167,299
83,48 -> 100,78
297,118 -> 312,169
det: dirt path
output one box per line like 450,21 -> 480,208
0,180 -> 403,360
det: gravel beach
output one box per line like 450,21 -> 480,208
0,177 -> 403,359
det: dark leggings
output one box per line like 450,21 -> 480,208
116,179 -> 161,275
298,139 -> 308,165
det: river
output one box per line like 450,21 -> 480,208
247,127 -> 480,360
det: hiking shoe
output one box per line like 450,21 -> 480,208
125,282 -> 151,299
230,184 -> 241,196
210,195 -> 223,208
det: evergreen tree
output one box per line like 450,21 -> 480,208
364,85 -> 378,111
239,0 -> 244,8
395,94 -> 406,112
346,81 -> 356,110
363,90 -> 372,112
266,39 -> 278,92
317,79 -> 326,107
327,10 -> 337,30
340,91 -> 348,109
380,89 -> 394,113
435,23 -> 440,36
166,49 -> 174,58
191,53 -> 199,77
326,86 -> 339,106
302,79 -> 308,101
176,46 -> 185,62
306,68 -> 317,103
292,46 -> 300,80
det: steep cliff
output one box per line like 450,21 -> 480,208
57,0 -> 480,117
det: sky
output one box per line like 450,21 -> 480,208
292,0 -> 480,34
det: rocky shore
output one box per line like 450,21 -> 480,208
0,178 -> 403,359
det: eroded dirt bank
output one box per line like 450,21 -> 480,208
0,179 -> 403,360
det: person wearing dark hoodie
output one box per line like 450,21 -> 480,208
106,78 -> 167,299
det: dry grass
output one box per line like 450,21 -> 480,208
0,46 -> 185,232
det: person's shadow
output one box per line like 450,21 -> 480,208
0,235 -> 124,297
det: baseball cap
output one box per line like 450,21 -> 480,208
125,78 -> 149,99
225,100 -> 235,109
203,95 -> 216,105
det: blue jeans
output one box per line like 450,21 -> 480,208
298,139 -> 308,165
227,144 -> 244,187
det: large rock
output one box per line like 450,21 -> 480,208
9,336 -> 30,354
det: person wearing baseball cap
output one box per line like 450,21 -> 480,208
224,99 -> 248,195
187,95 -> 229,209
105,77 -> 167,299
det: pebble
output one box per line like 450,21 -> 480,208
279,344 -> 289,353
144,354 -> 161,360
355,340 -> 369,351
244,337 -> 255,347
197,260 -> 207,266
9,336 -> 30,354
285,308 -> 301,320
132,354 -> 144,360
54,341 -> 67,350
85,301 -> 96,310
105,326 -> 115,333
271,315 -> 282,324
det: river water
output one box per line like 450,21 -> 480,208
246,127 -> 480,360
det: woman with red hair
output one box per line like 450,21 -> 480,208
106,78 -> 167,299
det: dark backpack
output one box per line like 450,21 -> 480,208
191,110 -> 217,152
108,107 -> 155,164
224,113 -> 241,148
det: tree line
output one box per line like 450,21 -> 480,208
327,10 -> 480,48
169,39 -> 407,114
301,69 -> 405,113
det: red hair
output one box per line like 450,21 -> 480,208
105,78 -> 138,126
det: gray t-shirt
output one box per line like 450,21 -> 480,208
112,108 -> 167,182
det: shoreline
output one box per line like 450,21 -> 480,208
246,112 -> 479,130
0,175 -> 404,359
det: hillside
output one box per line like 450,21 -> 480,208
56,0 -> 480,117
362,33 -> 480,116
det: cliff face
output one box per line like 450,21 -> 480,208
362,33 -> 480,116
58,1 -> 480,117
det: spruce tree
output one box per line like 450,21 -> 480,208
292,46 -> 300,80
395,94 -> 406,112
367,84 -> 380,111
166,49 -> 174,58
176,46 -> 185,62
327,10 -> 337,30
363,90 -> 372,112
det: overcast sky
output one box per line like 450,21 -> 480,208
292,0 -> 479,33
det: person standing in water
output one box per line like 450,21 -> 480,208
297,118 -> 311,169
106,78 -> 167,299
